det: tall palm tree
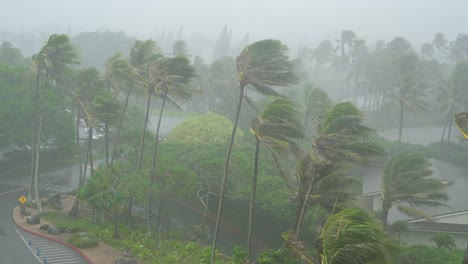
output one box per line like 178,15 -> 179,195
68,68 -> 101,216
386,38 -> 427,148
248,98 -> 304,258
103,53 -> 134,165
293,102 -> 382,241
129,40 -> 161,171
381,153 -> 449,229
210,39 -> 297,263
339,30 -> 356,97
147,55 -> 195,237
313,40 -> 335,84
317,208 -> 395,264
31,34 -> 77,212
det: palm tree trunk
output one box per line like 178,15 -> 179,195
440,105 -> 454,152
314,64 -> 319,85
446,113 -> 454,156
382,206 -> 390,230
398,100 -> 405,151
210,84 -> 245,264
69,106 -> 83,217
29,72 -> 41,200
157,192 -> 164,248
247,137 -> 260,259
148,89 -> 168,236
294,171 -> 316,241
88,126 -> 94,178
33,72 -> 49,213
137,87 -> 152,171
111,83 -> 134,163
271,153 -> 294,191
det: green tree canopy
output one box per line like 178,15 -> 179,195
166,112 -> 244,144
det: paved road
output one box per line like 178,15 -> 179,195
0,182 -> 41,263
0,161 -> 86,263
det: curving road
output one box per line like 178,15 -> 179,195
0,182 -> 41,263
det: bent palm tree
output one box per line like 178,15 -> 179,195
294,102 -> 382,241
317,208 -> 395,264
381,153 -> 449,229
210,39 -> 297,263
147,55 -> 195,237
248,98 -> 304,258
31,34 -> 77,212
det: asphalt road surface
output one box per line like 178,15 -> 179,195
0,182 -> 41,263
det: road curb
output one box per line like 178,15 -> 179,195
12,208 -> 94,264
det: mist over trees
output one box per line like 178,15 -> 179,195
2,17 -> 468,264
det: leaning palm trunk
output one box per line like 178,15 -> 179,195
210,84 -> 245,264
88,126 -> 94,177
148,89 -> 168,236
33,72 -> 49,213
294,171 -> 316,241
137,87 -> 152,170
440,105 -> 454,152
247,137 -> 260,259
29,72 -> 41,199
69,106 -> 83,217
397,100 -> 405,150
111,83 -> 134,163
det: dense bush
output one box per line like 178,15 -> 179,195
396,245 -> 463,264
68,232 -> 99,249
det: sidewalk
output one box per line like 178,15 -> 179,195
12,197 -> 128,264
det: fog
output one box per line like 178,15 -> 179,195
2,0 -> 467,47
2,1 -> 468,263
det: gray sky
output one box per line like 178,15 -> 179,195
1,0 -> 467,46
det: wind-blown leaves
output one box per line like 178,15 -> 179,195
455,112 -> 468,139
237,39 -> 297,92
318,208 -> 396,264
381,153 -> 449,227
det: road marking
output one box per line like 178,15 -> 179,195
0,186 -> 27,196
0,177 -> 74,197
16,229 -> 42,263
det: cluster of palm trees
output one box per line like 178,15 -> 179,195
300,31 -> 468,150
26,33 -> 459,264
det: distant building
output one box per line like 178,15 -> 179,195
357,158 -> 468,248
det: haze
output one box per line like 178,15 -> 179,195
2,0 -> 467,46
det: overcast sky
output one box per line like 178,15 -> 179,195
1,0 -> 467,46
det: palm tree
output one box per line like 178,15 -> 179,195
387,38 -> 427,148
103,53 -> 134,165
317,208 -> 395,264
293,102 -> 382,241
339,30 -> 356,97
248,98 -> 304,258
68,68 -> 101,216
131,40 -> 161,171
147,55 -> 195,237
381,153 -> 449,229
210,39 -> 297,263
31,34 -> 77,212
303,84 -> 333,138
313,40 -> 335,84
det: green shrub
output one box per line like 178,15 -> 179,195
397,245 -> 463,264
431,233 -> 456,249
257,248 -> 300,264
68,232 -> 99,249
